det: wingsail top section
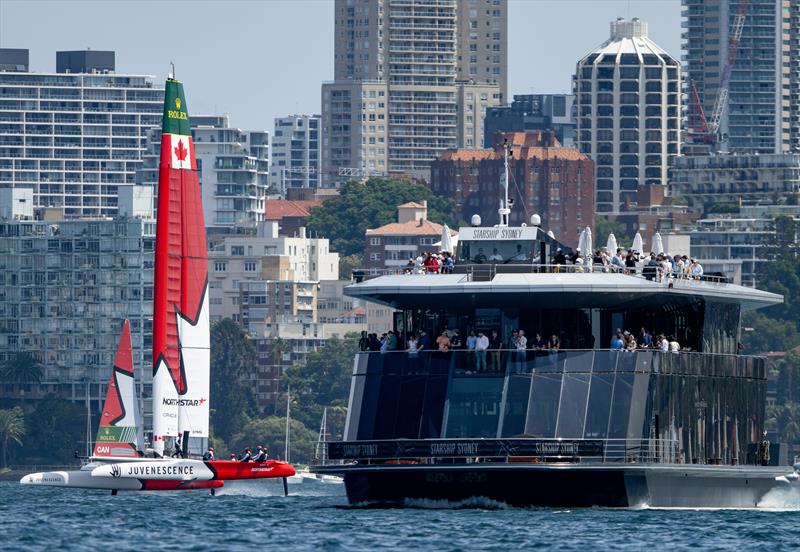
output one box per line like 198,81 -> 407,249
93,320 -> 141,458
151,79 -> 210,456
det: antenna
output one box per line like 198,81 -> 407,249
498,138 -> 511,227
170,61 -> 175,80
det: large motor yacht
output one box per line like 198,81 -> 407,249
316,146 -> 787,508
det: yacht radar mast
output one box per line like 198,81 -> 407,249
498,139 -> 512,227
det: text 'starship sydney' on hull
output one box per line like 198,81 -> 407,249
314,142 -> 792,508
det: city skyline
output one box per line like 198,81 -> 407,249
0,0 -> 680,130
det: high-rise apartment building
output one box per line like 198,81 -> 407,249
456,81 -> 501,148
137,115 -> 269,227
0,48 -> 163,217
270,115 -> 321,195
682,0 -> 794,154
669,152 -> 800,212
323,0 -> 507,181
321,80 -> 390,182
789,0 -> 800,152
484,94 -> 576,148
0,213 -> 155,418
455,0 -> 507,102
574,18 -> 681,213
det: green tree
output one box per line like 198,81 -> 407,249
229,416 -> 317,464
742,312 -> 800,354
593,215 -> 629,250
282,334 -> 358,440
740,216 -> 800,353
1,352 -> 43,384
338,253 -> 363,279
19,398 -> 83,464
0,406 -> 25,468
210,319 -> 258,443
306,178 -> 458,257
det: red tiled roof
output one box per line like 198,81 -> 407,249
397,201 -> 427,209
343,306 -> 366,317
438,147 -> 588,162
366,219 -> 457,236
264,200 -> 322,220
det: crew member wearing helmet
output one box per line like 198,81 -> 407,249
253,445 -> 267,463
202,446 -> 215,461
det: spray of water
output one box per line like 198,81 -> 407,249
757,484 -> 800,510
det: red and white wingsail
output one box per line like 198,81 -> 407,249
151,78 -> 210,456
93,320 -> 141,458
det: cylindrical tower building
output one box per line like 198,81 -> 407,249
574,18 -> 681,213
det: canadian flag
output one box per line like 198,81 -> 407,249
168,134 -> 193,170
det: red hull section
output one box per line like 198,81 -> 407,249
207,460 -> 296,480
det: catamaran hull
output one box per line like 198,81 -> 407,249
91,459 -> 296,481
319,463 -> 789,508
20,470 -> 225,492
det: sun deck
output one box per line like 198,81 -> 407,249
348,264 -> 782,311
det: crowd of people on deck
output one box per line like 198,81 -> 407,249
397,247 -> 707,283
358,325 -> 682,374
552,248 -> 705,281
610,327 -> 681,353
404,251 -> 456,274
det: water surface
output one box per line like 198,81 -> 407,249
2,480 -> 799,550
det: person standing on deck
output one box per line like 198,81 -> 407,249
475,331 -> 489,372
489,329 -> 502,372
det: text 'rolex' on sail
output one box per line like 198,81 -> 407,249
151,78 -> 210,456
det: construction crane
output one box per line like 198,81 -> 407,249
687,0 -> 748,149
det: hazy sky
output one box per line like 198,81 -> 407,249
0,0 -> 681,131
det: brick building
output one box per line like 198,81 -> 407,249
430,131 -> 595,247
364,201 -> 455,270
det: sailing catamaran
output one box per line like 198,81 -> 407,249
21,77 -> 295,493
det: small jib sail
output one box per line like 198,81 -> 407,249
93,320 -> 141,458
151,78 -> 210,457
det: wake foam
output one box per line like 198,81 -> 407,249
757,484 -> 800,510
216,479 -> 346,498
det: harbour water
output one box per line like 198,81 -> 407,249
3,480 -> 800,550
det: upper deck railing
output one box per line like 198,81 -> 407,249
353,263 -> 731,286
325,437 -> 682,465
354,349 -> 767,379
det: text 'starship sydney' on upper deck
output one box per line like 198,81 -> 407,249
315,144 -> 790,508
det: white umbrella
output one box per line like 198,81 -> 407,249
440,224 -> 453,253
577,228 -> 586,256
632,232 -> 644,253
584,226 -> 593,257
606,233 -> 618,254
653,232 -> 664,255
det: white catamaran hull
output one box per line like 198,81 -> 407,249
20,467 -> 143,491
91,459 -> 215,481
